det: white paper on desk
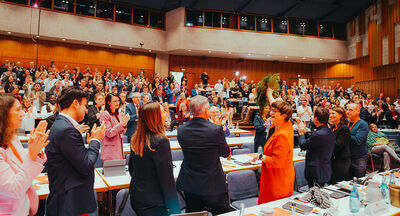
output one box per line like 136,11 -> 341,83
231,154 -> 254,163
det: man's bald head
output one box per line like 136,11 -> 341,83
346,103 -> 360,122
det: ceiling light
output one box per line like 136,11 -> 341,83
181,68 -> 185,71
208,51 -> 212,53
228,52 -> 232,54
235,71 -> 239,76
248,53 -> 251,56
33,3 -> 38,7
267,54 -> 270,57
285,56 -> 288,59
302,57 -> 306,60
108,44 -> 112,47
188,49 -> 191,52
320,58 -> 323,61
62,38 -> 66,41
36,35 -> 40,38
129,47 -> 132,50
149,50 -> 152,52
7,32 -> 11,34
336,59 -> 339,62
86,42 -> 90,44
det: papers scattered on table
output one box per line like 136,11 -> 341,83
231,154 -> 261,165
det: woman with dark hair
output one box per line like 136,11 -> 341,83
0,94 -> 49,215
253,105 -> 270,153
129,102 -> 180,216
99,93 -> 130,162
253,89 -> 295,204
329,106 -> 351,183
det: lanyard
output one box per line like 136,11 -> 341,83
349,118 -> 360,131
9,144 -> 23,163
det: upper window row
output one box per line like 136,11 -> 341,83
186,10 -> 346,40
3,0 -> 165,29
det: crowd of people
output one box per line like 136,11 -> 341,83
1,59 -> 400,215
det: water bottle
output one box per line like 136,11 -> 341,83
349,177 -> 360,213
290,203 -> 296,216
380,174 -> 390,204
236,122 -> 239,129
239,203 -> 245,216
257,146 -> 263,155
389,172 -> 396,185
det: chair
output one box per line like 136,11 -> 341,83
294,161 -> 308,193
368,153 -> 384,172
232,148 -> 251,155
115,189 -> 136,216
171,150 -> 184,161
241,143 -> 255,153
227,170 -> 259,209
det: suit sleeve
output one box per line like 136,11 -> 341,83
152,138 -> 181,214
100,112 -> 125,138
126,104 -> 138,123
299,132 -> 321,151
351,122 -> 369,146
254,116 -> 266,133
264,134 -> 291,168
87,107 -> 99,126
58,127 -> 100,175
0,152 -> 44,199
217,126 -> 230,157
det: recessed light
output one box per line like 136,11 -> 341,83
320,58 -> 323,61
129,47 -> 132,50
33,3 -> 38,7
7,32 -> 11,34
302,57 -> 306,60
208,51 -> 212,53
266,54 -> 270,57
228,52 -> 232,54
149,50 -> 152,52
248,53 -> 251,56
36,35 -> 40,38
188,49 -> 191,52
62,38 -> 66,41
285,56 -> 288,59
108,44 -> 112,47
86,42 -> 90,44
336,59 -> 339,62
181,68 -> 185,71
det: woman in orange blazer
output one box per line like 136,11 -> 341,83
254,89 -> 295,204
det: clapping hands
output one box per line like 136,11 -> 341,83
28,121 -> 50,161
120,113 -> 130,127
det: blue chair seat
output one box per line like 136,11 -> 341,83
231,197 -> 258,209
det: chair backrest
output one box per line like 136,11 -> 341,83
241,143 -> 255,153
232,148 -> 251,155
115,189 -> 136,216
294,160 -> 308,188
227,170 -> 259,201
171,150 -> 184,161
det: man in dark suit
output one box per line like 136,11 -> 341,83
176,95 -> 233,215
298,107 -> 335,188
87,93 -> 104,130
45,86 -> 106,216
355,100 -> 371,124
125,92 -> 141,142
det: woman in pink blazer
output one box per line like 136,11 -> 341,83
99,93 -> 130,162
0,94 -> 49,216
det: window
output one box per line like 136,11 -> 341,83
334,23 -> 347,40
115,5 -> 132,24
133,8 -> 148,25
96,0 -> 114,20
30,0 -> 52,9
273,17 -> 287,33
319,23 -> 332,37
289,19 -> 303,35
54,0 -> 74,13
303,20 -> 317,36
204,12 -> 221,27
239,15 -> 255,30
76,0 -> 95,16
186,10 -> 203,26
256,16 -> 271,32
222,13 -> 238,29
150,11 -> 164,28
4,0 -> 28,5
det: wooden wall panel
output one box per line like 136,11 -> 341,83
356,42 -> 363,58
169,55 -> 313,89
0,35 -> 155,76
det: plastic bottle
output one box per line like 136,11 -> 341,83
257,146 -> 263,155
349,177 -> 360,213
239,203 -> 245,216
290,203 -> 296,216
236,122 -> 239,129
380,174 -> 390,204
389,171 -> 396,185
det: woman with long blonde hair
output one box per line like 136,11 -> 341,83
129,102 -> 180,216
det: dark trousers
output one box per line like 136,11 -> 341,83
131,199 -> 168,216
184,192 -> 234,216
350,156 -> 368,179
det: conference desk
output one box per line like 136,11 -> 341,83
220,170 -> 400,216
164,129 -> 252,138
379,129 -> 400,133
34,170 -> 109,200
96,148 -> 305,192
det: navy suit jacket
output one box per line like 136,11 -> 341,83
125,103 -> 138,137
299,125 -> 335,185
176,117 -> 230,196
45,115 -> 100,216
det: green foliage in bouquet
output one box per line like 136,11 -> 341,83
255,73 -> 280,110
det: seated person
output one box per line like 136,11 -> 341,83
230,84 -> 241,98
41,94 -> 57,115
221,100 -> 234,128
176,93 -> 189,113
162,102 -> 178,131
209,96 -> 221,108
178,102 -> 190,125
209,106 -> 230,137
385,104 -> 400,129
367,123 -> 400,171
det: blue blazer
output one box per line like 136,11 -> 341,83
253,115 -> 267,152
299,125 -> 335,185
191,89 -> 198,97
45,115 -> 100,216
349,119 -> 369,158
176,117 -> 230,196
125,103 -> 138,137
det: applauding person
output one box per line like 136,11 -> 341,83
46,86 -> 106,216
0,94 -> 49,216
100,93 -> 130,162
